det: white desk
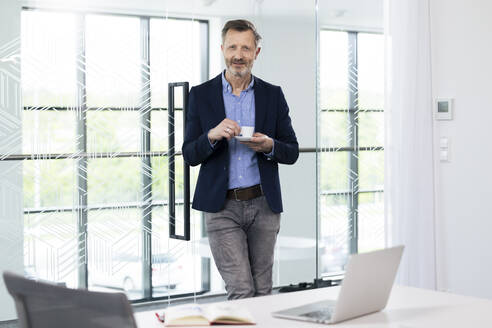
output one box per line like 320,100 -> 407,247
135,285 -> 492,327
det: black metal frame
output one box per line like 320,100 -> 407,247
168,82 -> 190,241
23,106 -> 181,111
1,146 -> 381,162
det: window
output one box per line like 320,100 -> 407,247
21,9 -> 208,301
319,30 -> 384,275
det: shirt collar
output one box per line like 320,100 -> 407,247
221,70 -> 255,94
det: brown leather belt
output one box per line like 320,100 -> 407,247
226,184 -> 263,201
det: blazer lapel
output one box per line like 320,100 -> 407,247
254,77 -> 267,133
209,74 -> 226,123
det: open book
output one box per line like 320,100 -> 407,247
161,303 -> 256,326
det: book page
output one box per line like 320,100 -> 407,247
203,303 -> 255,324
164,304 -> 209,326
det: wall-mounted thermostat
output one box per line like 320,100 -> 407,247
435,98 -> 453,120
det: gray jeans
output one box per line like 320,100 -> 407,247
205,195 -> 281,300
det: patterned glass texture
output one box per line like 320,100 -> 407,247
319,30 -> 385,275
17,11 -> 206,300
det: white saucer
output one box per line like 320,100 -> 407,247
235,136 -> 252,142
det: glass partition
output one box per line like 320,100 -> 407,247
317,0 -> 385,276
0,0 -> 385,308
18,7 -> 209,301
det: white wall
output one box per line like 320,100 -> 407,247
255,15 -> 317,284
254,15 -> 317,148
431,0 -> 492,298
0,0 -> 23,321
208,11 -> 319,285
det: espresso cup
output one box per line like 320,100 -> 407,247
240,126 -> 254,137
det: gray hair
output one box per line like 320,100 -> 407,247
221,19 -> 262,47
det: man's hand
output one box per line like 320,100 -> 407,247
208,118 -> 241,142
240,132 -> 273,153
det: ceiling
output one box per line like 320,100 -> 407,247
23,0 -> 383,29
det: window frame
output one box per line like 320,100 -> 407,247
318,28 -> 384,276
17,7 -> 210,303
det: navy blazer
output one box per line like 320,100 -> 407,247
182,73 -> 299,213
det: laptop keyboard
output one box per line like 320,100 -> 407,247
300,308 -> 333,323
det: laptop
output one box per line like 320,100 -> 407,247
272,245 -> 404,325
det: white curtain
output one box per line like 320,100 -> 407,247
384,0 -> 437,289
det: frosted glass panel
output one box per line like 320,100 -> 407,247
320,31 -> 348,110
358,33 -> 384,110
150,19 -> 202,108
21,11 -> 77,107
1,0 -> 387,307
318,0 -> 385,275
13,9 -> 208,303
86,15 -> 140,108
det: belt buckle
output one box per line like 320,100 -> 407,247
233,188 -> 241,201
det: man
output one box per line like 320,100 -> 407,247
182,19 -> 298,299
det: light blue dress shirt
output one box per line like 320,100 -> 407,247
221,72 -> 261,189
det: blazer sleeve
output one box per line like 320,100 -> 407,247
270,87 -> 299,165
182,87 -> 215,166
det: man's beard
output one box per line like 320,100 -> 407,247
226,59 -> 251,78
